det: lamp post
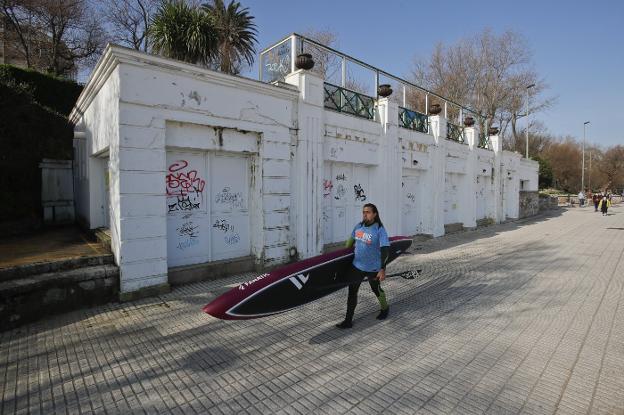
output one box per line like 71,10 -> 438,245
582,121 -> 590,192
589,151 -> 592,191
525,84 -> 535,158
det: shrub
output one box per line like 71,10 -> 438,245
0,65 -> 82,116
0,81 -> 73,221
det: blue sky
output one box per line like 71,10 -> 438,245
241,0 -> 623,148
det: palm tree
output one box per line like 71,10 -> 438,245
150,1 -> 216,65
202,0 -> 258,74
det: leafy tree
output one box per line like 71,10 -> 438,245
150,1 -> 216,65
202,0 -> 257,74
533,156 -> 553,189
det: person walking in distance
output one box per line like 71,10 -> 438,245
578,190 -> 585,207
593,193 -> 600,212
599,195 -> 611,216
336,203 -> 390,329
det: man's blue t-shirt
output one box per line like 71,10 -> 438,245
351,222 -> 390,272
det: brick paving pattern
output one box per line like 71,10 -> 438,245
1,207 -> 624,414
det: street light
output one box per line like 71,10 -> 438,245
582,121 -> 590,192
525,84 -> 535,158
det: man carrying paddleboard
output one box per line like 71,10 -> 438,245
336,203 -> 390,329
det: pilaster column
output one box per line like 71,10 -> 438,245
490,133 -> 505,223
462,127 -> 477,228
429,115 -> 446,236
285,70 -> 325,258
376,98 -> 401,236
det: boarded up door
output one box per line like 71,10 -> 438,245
166,151 -> 250,267
402,170 -> 420,236
322,162 -> 371,244
209,154 -> 250,261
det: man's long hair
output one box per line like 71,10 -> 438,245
362,203 -> 384,228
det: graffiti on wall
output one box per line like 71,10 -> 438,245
213,218 -> 240,245
166,160 -> 205,213
334,184 -> 346,200
176,220 -> 199,250
215,187 -> 244,209
323,180 -> 333,198
354,184 -> 367,201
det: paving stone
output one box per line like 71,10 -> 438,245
2,208 -> 624,414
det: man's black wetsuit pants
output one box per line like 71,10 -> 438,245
343,264 -> 388,323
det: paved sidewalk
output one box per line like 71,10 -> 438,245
2,207 -> 624,415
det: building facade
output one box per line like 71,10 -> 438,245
70,45 -> 538,299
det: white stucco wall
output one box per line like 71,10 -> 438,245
71,44 -> 539,296
519,158 -> 540,191
72,66 -> 120,258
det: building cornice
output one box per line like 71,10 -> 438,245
70,43 -> 299,125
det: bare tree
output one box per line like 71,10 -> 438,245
542,137 -> 583,192
301,28 -> 376,96
1,0 -> 104,77
1,0 -> 40,68
410,29 -> 555,139
301,28 -> 341,82
102,0 -> 159,52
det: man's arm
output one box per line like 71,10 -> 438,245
345,237 -> 354,248
376,246 -> 389,281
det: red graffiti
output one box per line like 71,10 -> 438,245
323,179 -> 333,198
166,160 -> 206,197
168,160 -> 188,172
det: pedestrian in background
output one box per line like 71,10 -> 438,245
593,193 -> 600,212
599,196 -> 611,216
578,190 -> 585,207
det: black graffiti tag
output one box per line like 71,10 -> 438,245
168,196 -> 200,213
354,184 -> 367,201
213,219 -> 234,233
177,221 -> 199,238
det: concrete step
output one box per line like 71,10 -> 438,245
0,264 -> 118,293
0,254 -> 115,282
0,264 -> 119,331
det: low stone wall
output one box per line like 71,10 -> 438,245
539,194 -> 559,211
0,264 -> 119,331
519,191 -> 539,218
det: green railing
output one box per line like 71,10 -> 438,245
399,107 -> 428,133
446,122 -> 466,144
447,122 -> 465,143
324,82 -> 375,120
477,133 -> 490,150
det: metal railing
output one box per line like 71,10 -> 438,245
324,82 -> 375,120
477,133 -> 491,150
259,33 -> 482,122
447,122 -> 465,143
399,107 -> 428,133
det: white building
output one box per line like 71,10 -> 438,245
70,39 -> 538,300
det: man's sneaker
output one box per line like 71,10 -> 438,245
377,308 -> 389,320
335,320 -> 353,329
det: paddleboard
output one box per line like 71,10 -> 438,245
202,236 -> 412,320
